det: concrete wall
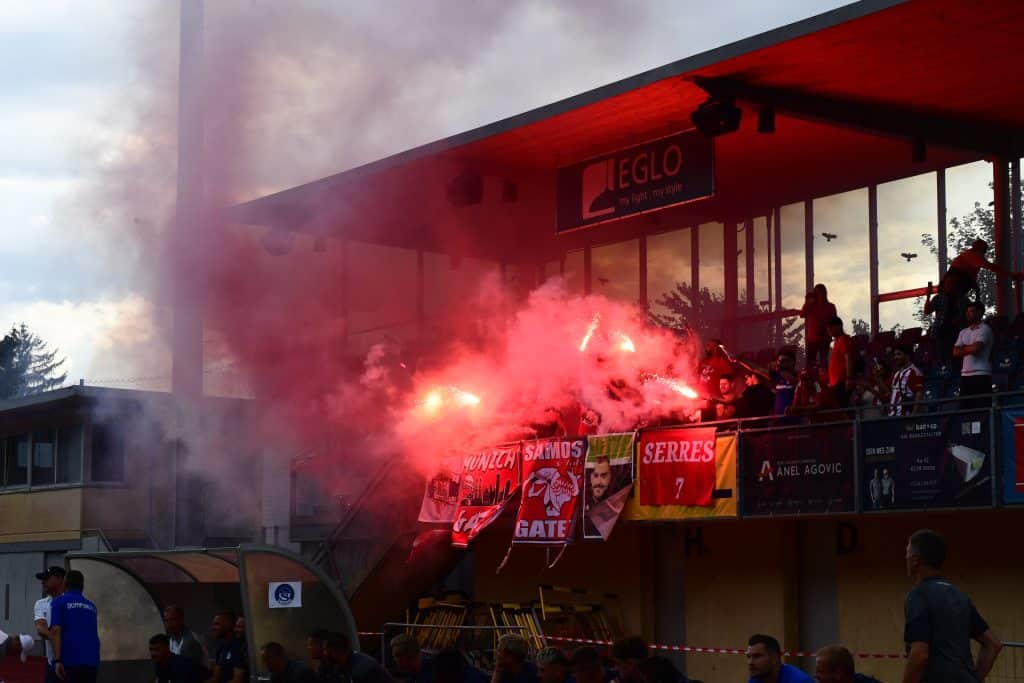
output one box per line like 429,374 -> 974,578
467,509 -> 1024,683
681,519 -> 797,682
837,509 -> 1024,683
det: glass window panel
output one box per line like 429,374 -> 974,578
3,434 -> 29,487
91,423 -> 125,482
592,239 -> 639,303
647,228 -> 692,324
737,224 -> 747,309
565,250 -> 585,294
814,188 -> 870,331
945,161 -> 994,233
32,430 -> 55,486
698,222 -> 724,301
878,172 -> 937,332
753,216 -> 771,309
780,203 -> 807,311
56,425 -> 83,484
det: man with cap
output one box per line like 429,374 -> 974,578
35,565 -> 66,683
0,630 -> 35,663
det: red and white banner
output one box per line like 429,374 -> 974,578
637,427 -> 716,506
451,444 -> 521,548
418,455 -> 463,524
513,438 -> 587,545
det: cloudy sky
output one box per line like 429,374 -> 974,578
0,0 -> 991,387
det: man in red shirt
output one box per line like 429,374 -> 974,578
826,316 -> 855,408
943,239 -> 1024,300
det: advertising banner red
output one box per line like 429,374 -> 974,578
637,427 -> 716,506
451,444 -> 521,548
513,438 -> 587,545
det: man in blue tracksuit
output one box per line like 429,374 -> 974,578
50,570 -> 100,683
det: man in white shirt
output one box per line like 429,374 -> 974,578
33,566 -> 65,682
953,301 -> 994,408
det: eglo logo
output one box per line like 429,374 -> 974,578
274,583 -> 296,605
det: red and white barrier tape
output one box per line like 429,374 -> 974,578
545,636 -> 904,660
357,632 -> 903,660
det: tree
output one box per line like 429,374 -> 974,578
650,281 -> 804,350
0,324 -> 68,399
920,197 -> 997,313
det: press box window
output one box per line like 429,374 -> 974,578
32,431 -> 55,485
90,423 -> 125,483
56,426 -> 83,484
2,434 -> 29,487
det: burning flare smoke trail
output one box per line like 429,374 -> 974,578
579,313 -> 601,352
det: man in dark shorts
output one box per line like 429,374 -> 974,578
902,529 -> 1002,682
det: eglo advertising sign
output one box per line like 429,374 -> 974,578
556,129 -> 714,233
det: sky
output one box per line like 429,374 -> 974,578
0,0 -> 993,387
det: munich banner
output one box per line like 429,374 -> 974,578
637,427 -> 716,506
556,129 -> 714,233
583,433 -> 635,540
860,412 -> 992,510
999,410 -> 1024,504
513,438 -> 587,545
626,433 -> 737,520
418,454 -> 462,524
451,444 -> 522,548
742,423 -> 855,516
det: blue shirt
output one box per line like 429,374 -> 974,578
771,371 -> 797,415
50,590 -> 100,667
748,664 -> 814,683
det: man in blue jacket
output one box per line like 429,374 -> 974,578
50,570 -> 100,682
746,635 -> 812,683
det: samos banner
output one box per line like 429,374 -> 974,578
451,444 -> 522,548
513,438 -> 587,545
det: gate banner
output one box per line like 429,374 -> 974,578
419,455 -> 462,523
625,434 -> 737,520
999,410 -> 1024,504
742,423 -> 855,516
637,427 -> 716,506
583,433 -> 635,540
513,438 -> 587,545
451,444 -> 522,548
861,412 -> 992,510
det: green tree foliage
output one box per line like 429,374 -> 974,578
650,281 -> 804,350
0,324 -> 68,399
920,198 -> 997,312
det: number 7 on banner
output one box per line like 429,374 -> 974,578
674,477 -> 685,499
